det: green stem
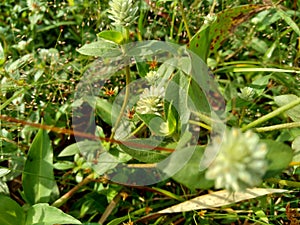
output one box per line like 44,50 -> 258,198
179,1 -> 192,41
266,178 -> 300,188
51,173 -> 95,208
188,119 -> 211,131
126,122 -> 146,139
241,97 -> 300,132
0,89 -> 25,111
110,65 -> 131,140
255,122 -> 300,132
170,0 -> 178,41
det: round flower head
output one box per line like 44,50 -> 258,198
136,86 -> 164,115
145,70 -> 160,85
205,128 -> 268,192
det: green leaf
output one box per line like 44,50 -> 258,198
190,4 -> 268,58
137,114 -> 166,135
171,146 -> 214,190
5,54 -> 32,79
0,195 -> 25,225
22,128 -> 57,205
77,38 -> 122,57
263,140 -> 293,178
292,136 -> 300,162
53,161 -> 75,170
188,78 -> 210,114
97,30 -> 124,44
118,139 -> 168,163
85,96 -> 116,126
58,142 -> 80,157
188,25 -> 211,62
276,7 -> 300,36
25,203 -> 81,225
274,94 -> 300,122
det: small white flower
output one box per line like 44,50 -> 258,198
238,87 -> 255,101
136,86 -> 164,115
205,128 -> 268,192
145,71 -> 160,85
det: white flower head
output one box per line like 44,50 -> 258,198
238,87 -> 255,101
145,70 -> 160,85
136,86 -> 164,115
205,128 -> 268,192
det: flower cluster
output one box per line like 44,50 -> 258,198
145,70 -> 160,85
136,86 -> 164,115
108,0 -> 139,27
205,128 -> 268,192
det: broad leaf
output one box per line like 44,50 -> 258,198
25,203 -> 81,225
274,94 -> 300,122
77,38 -> 122,57
188,4 -> 269,60
97,30 -> 124,44
0,195 -> 25,225
263,139 -> 293,178
171,146 -> 213,190
85,96 -> 116,126
158,188 -> 287,213
292,136 -> 300,162
22,128 -> 57,205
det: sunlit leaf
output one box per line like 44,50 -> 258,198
25,203 -> 81,225
0,195 -> 25,225
97,30 -> 124,44
158,188 -> 287,213
77,38 -> 122,57
22,128 -> 57,205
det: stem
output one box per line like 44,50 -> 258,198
178,1 -> 192,41
255,122 -> 300,132
126,122 -> 146,139
266,178 -> 300,188
188,120 -> 211,131
170,0 -> 178,41
51,173 -> 95,208
241,97 -> 300,132
110,65 -> 131,140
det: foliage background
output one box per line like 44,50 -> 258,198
0,0 -> 300,224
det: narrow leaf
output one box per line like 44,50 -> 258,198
22,128 -> 56,205
276,7 -> 300,36
158,188 -> 287,213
